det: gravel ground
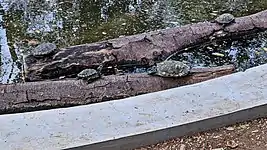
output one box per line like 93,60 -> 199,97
135,117 -> 267,150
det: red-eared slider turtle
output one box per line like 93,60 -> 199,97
215,13 -> 235,25
77,65 -> 103,83
31,43 -> 57,57
148,60 -> 220,78
148,60 -> 191,77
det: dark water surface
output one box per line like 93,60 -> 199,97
0,0 -> 267,84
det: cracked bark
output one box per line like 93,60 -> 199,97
24,10 -> 267,81
0,65 -> 234,114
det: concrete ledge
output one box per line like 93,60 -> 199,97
1,64 -> 267,150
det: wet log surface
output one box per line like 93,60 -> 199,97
0,65 -> 234,114
24,10 -> 267,81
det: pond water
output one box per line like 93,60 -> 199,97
0,0 -> 267,84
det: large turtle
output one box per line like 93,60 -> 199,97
77,64 -> 103,83
215,13 -> 235,25
31,42 -> 57,57
148,60 -> 217,78
148,60 -> 191,77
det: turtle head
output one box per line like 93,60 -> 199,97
147,65 -> 158,75
97,64 -> 103,73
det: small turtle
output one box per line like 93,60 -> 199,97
77,65 -> 103,83
215,13 -> 235,25
148,60 -> 191,77
31,42 -> 57,57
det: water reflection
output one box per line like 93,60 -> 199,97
170,31 -> 267,72
0,0 -> 267,83
0,12 -> 20,83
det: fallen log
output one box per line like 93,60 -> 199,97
24,10 -> 267,81
0,65 -> 234,114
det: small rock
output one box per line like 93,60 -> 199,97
226,127 -> 235,131
239,124 -> 249,129
252,130 -> 259,133
179,144 -> 186,150
226,140 -> 238,149
212,148 -> 224,150
213,135 -> 221,139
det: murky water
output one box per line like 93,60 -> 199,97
0,0 -> 267,84
171,31 -> 267,71
124,31 -> 267,74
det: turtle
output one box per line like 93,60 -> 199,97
147,60 -> 191,77
31,42 -> 57,57
214,13 -> 235,25
77,64 -> 103,83
147,60 -> 219,78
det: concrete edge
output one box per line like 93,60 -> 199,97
66,104 -> 267,150
2,64 -> 267,150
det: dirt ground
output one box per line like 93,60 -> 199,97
135,117 -> 267,150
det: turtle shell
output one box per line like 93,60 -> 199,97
156,60 -> 191,77
215,13 -> 235,24
77,69 -> 100,80
32,43 -> 57,56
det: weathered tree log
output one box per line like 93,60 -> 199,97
1,65 -> 234,114
24,10 -> 267,81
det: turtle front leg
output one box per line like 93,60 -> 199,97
86,79 -> 95,84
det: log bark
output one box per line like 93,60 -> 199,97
24,10 -> 267,81
1,65 -> 234,114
